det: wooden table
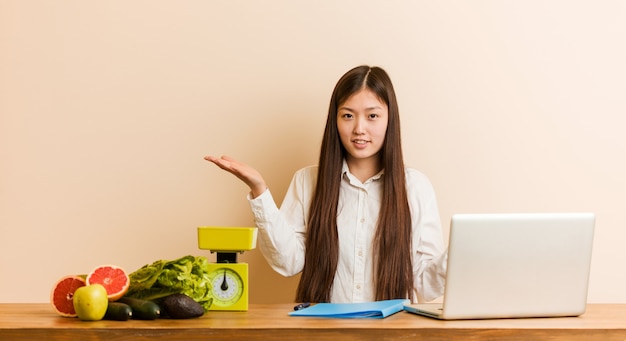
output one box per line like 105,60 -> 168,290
1,303 -> 626,340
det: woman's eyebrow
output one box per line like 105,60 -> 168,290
338,105 -> 383,112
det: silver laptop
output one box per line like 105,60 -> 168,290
405,212 -> 595,320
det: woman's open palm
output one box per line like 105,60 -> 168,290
204,155 -> 267,198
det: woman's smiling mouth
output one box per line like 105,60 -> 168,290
352,139 -> 370,148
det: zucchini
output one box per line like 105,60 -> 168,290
104,302 -> 132,321
118,297 -> 160,320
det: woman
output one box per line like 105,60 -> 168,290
205,65 -> 446,303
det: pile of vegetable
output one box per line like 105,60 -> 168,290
125,255 -> 213,311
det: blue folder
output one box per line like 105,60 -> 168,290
288,299 -> 410,319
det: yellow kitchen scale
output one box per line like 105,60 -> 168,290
197,226 -> 257,311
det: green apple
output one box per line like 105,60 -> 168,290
73,284 -> 108,321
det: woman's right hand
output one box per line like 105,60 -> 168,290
204,155 -> 268,198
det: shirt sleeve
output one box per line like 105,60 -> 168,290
247,168 -> 312,277
406,168 -> 448,303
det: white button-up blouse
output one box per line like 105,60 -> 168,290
248,162 -> 447,303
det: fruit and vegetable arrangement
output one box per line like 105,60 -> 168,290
50,255 -> 212,321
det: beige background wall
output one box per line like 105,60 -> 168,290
1,1 -> 625,304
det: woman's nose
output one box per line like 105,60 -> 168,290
353,117 -> 365,134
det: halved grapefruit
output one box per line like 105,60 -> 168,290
50,275 -> 87,317
86,265 -> 130,301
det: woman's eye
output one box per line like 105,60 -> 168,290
342,113 -> 353,119
369,113 -> 378,119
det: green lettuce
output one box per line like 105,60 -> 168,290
125,255 -> 213,311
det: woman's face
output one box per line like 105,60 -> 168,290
336,88 -> 389,166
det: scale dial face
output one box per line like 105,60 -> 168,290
207,267 -> 244,307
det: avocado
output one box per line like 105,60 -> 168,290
161,293 -> 204,319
